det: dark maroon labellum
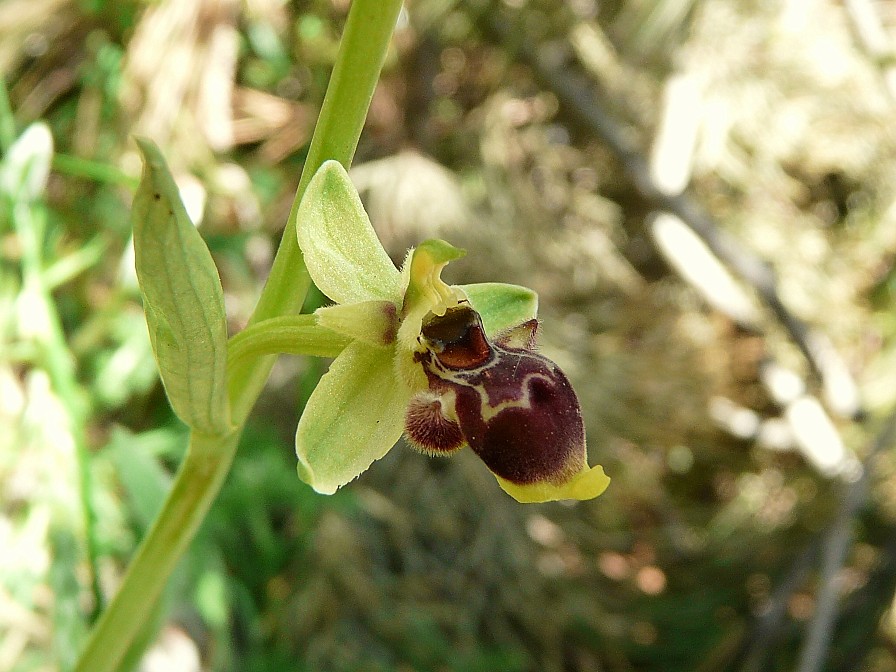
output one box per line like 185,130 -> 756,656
404,306 -> 587,486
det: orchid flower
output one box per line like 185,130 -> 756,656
294,161 -> 610,503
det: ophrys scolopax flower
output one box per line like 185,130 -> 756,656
295,161 -> 609,503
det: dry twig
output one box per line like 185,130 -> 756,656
794,408 -> 896,672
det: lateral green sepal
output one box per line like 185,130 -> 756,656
459,282 -> 539,337
132,138 -> 231,435
296,340 -> 410,494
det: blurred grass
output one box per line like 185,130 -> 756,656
2,0 -> 896,671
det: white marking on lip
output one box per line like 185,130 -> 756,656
429,357 -> 554,422
478,371 -> 553,421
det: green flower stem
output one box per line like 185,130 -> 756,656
74,1 -> 403,670
229,0 -> 404,425
73,431 -> 240,672
226,316 -> 351,373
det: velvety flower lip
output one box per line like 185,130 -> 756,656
409,306 -> 610,503
293,160 -> 609,502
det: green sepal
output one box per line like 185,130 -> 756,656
132,138 -> 231,435
459,282 -> 539,337
296,340 -> 410,494
315,300 -> 398,347
296,160 -> 402,305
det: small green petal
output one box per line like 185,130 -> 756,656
395,240 -> 467,387
296,340 -> 411,494
315,300 -> 398,346
401,239 -> 466,319
459,282 -> 539,337
495,465 -> 610,503
296,160 -> 402,304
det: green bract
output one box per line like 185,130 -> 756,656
132,139 -> 231,435
294,161 -> 610,502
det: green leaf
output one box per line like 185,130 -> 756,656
296,340 -> 410,494
296,160 -> 402,304
459,283 -> 539,337
132,138 -> 231,435
105,427 -> 173,531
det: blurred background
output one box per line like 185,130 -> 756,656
3,0 -> 896,670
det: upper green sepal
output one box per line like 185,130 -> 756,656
132,138 -> 231,435
296,160 -> 403,305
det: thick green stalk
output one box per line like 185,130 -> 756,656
226,315 -> 351,371
72,431 -> 239,672
229,0 -> 404,423
73,1 -> 403,670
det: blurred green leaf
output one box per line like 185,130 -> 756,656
0,78 -> 15,151
195,569 -> 229,630
0,122 -> 53,202
105,427 -> 175,530
90,311 -> 158,410
49,528 -> 88,672
131,138 -> 231,435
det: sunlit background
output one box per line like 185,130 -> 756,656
3,0 -> 896,670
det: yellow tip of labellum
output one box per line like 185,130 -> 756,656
495,465 -> 611,503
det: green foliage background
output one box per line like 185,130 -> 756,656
3,0 -> 896,671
